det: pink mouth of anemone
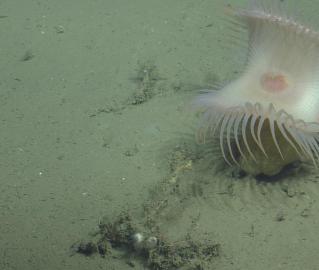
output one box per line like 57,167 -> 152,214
260,72 -> 289,93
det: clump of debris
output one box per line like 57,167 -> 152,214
71,212 -> 220,270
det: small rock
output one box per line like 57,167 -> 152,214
275,210 -> 285,222
54,25 -> 65,33
300,208 -> 310,218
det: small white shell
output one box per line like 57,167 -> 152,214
132,232 -> 144,242
132,233 -> 144,250
145,236 -> 158,249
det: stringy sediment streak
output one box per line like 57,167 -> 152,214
200,102 -> 319,166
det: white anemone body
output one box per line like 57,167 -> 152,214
196,0 -> 319,165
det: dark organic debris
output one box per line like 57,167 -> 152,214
21,49 -> 34,62
71,241 -> 98,256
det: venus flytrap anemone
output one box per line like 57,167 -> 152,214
195,0 -> 319,176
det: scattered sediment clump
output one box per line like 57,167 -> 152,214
129,61 -> 164,105
88,61 -> 165,117
71,212 -> 220,270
